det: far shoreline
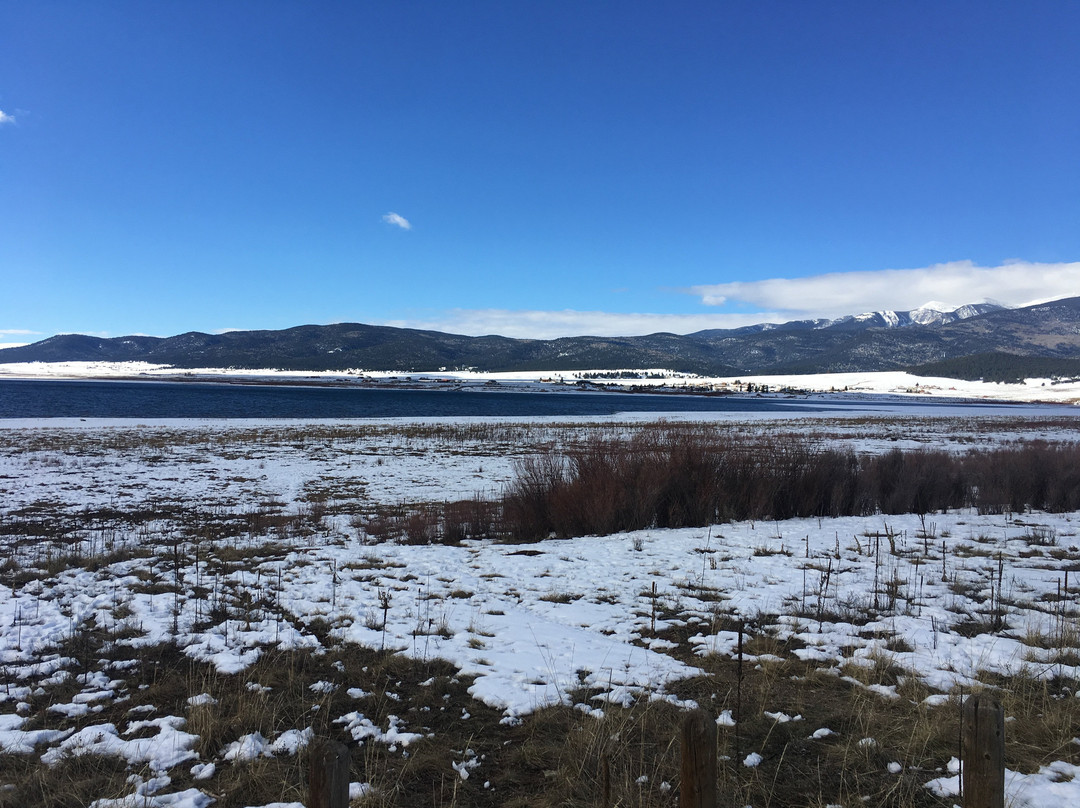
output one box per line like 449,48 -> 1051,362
0,360 -> 1077,407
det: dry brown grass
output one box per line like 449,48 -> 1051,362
4,417 -> 1080,805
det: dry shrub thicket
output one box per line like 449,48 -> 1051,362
430,431 -> 1080,542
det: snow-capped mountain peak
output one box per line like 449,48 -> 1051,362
820,301 -> 1009,331
908,304 -> 951,325
915,300 -> 952,312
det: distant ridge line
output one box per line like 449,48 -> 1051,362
2,296 -> 1079,376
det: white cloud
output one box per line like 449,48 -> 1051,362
374,309 -> 789,339
382,212 -> 412,230
689,260 -> 1080,320
373,259 -> 1080,339
0,110 -> 15,125
0,329 -> 38,349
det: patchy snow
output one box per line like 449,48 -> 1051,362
0,713 -> 72,754
221,731 -> 271,762
333,713 -> 426,747
926,760 -> 1080,807
764,711 -> 802,723
2,410 -> 1080,805
90,783 -> 214,808
40,717 -> 199,771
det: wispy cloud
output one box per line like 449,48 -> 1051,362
382,212 -> 412,230
688,261 -> 1080,320
0,329 -> 39,350
0,109 -> 15,125
375,309 -> 786,339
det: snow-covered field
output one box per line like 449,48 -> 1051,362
2,359 -> 1079,405
2,409 -> 1080,807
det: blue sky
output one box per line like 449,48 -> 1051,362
2,1 -> 1079,343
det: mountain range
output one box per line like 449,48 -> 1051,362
3,297 -> 1080,377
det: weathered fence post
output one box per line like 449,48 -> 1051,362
962,694 -> 1004,808
680,709 -> 717,808
600,751 -> 612,807
308,738 -> 350,808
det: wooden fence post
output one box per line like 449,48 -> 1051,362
962,694 -> 1004,808
680,709 -> 717,808
600,751 -> 611,807
308,738 -> 350,808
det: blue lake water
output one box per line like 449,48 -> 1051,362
0,378 -> 1018,420
0,378 -> 847,419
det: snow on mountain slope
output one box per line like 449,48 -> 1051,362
826,300 -> 1008,330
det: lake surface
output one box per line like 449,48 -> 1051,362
0,378 -> 855,419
